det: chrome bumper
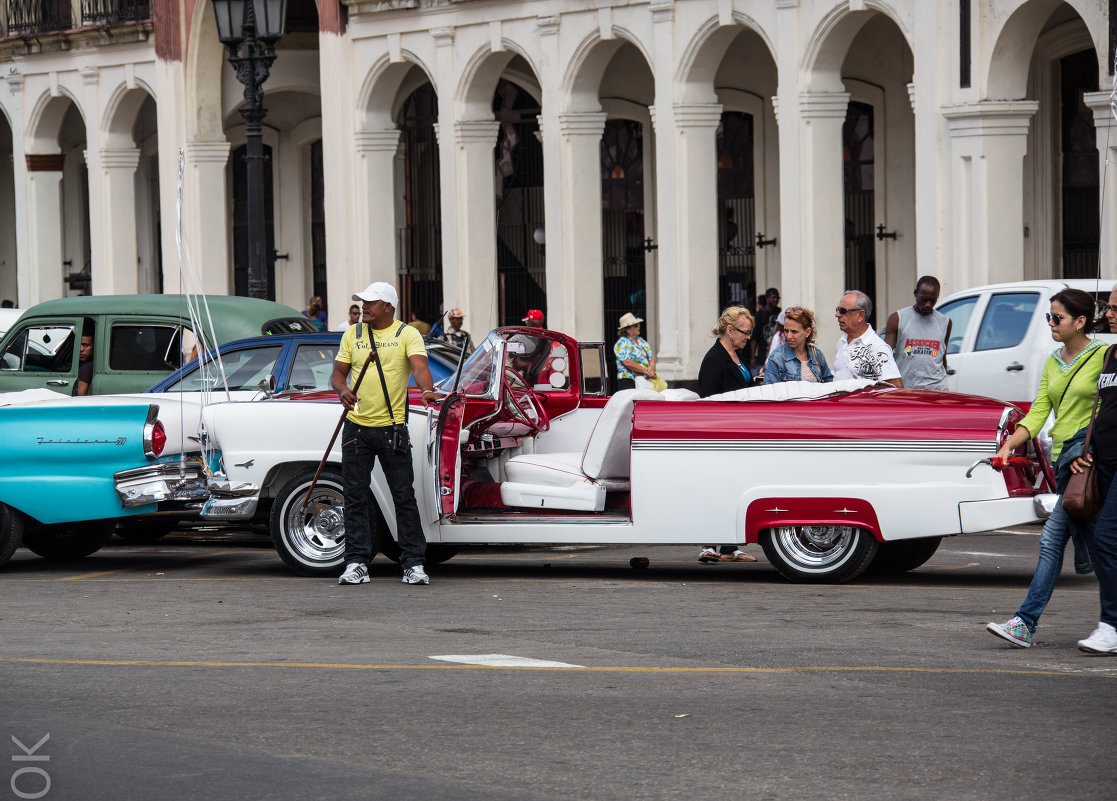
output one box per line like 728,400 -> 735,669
114,462 -> 208,508
1033,493 -> 1059,520
199,477 -> 260,521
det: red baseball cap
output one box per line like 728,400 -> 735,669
522,309 -> 544,323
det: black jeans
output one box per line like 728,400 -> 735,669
1092,460 -> 1117,629
341,419 -> 426,569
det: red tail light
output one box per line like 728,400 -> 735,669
152,421 -> 166,456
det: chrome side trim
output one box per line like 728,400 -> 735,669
446,514 -> 632,526
142,404 -> 160,458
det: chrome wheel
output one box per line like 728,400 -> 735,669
761,525 -> 878,584
271,471 -> 346,576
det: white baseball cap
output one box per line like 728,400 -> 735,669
352,282 -> 399,307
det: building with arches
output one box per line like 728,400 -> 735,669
0,0 -> 1114,380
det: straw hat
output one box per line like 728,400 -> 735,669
617,312 -> 644,333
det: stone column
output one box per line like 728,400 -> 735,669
24,155 -> 66,303
97,148 -> 142,295
799,91 -> 850,348
453,120 -> 500,337
943,102 -> 1038,290
1085,92 -> 1117,279
182,142 -> 232,294
1,69 -> 25,305
536,14 -> 564,332
432,26 -> 459,320
557,112 -> 607,343
354,129 -> 402,290
672,104 -> 723,379
773,0 -> 802,315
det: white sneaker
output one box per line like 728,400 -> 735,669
338,562 -> 370,585
402,565 -> 429,585
1077,621 -> 1117,655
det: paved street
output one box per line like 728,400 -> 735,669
2,526 -> 1114,801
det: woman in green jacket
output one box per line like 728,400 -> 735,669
987,288 -> 1103,647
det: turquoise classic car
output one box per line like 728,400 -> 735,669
0,399 -> 204,567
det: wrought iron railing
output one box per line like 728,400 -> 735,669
81,0 -> 151,26
4,0 -> 73,36
2,0 -> 151,36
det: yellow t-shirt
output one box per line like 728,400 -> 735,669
337,321 -> 427,428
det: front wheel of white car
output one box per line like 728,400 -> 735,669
760,525 -> 879,584
0,503 -> 24,568
271,470 -> 347,576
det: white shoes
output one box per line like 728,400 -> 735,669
338,562 -> 370,585
1077,621 -> 1117,655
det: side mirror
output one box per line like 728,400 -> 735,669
257,374 -> 277,398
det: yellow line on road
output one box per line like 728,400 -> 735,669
0,656 -> 1108,679
56,569 -> 122,581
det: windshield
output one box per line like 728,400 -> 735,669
435,330 -> 554,397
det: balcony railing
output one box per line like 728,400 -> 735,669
2,0 -> 151,37
4,0 -> 72,36
81,0 -> 151,27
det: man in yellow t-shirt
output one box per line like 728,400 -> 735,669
330,282 -> 439,586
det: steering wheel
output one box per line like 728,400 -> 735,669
502,367 -> 550,433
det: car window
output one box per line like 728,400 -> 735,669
289,343 -> 339,390
0,325 -> 75,372
263,317 -> 319,335
109,324 -> 184,371
579,344 -> 606,396
937,297 -> 979,355
164,345 -> 284,392
974,292 -> 1039,352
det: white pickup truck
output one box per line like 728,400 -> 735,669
936,279 -> 1117,406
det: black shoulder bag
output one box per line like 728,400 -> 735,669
361,321 -> 411,455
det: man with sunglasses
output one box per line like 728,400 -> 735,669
1106,284 -> 1117,334
884,276 -> 951,389
833,290 -> 903,387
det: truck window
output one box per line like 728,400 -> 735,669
974,292 -> 1039,352
109,324 -> 181,371
0,325 -> 75,372
937,297 -> 978,354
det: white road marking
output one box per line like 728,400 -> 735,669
992,528 -> 1042,536
430,654 -> 585,668
953,551 -> 1021,558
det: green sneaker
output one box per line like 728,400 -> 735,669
986,616 -> 1032,648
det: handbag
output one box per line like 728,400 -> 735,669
1062,345 -> 1115,520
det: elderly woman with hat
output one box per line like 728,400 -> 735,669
614,312 -> 657,391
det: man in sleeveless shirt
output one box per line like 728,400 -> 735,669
884,276 -> 952,390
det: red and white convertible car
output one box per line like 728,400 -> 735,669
200,327 -> 1048,583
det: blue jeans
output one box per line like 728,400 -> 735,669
1090,461 -> 1117,628
1015,497 -> 1096,632
341,420 -> 426,569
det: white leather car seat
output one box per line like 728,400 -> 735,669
500,388 -> 661,511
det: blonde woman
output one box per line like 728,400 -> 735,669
696,306 -> 759,563
698,306 -> 759,398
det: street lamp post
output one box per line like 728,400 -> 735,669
212,0 -> 288,300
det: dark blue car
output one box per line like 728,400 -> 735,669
146,332 -> 460,396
